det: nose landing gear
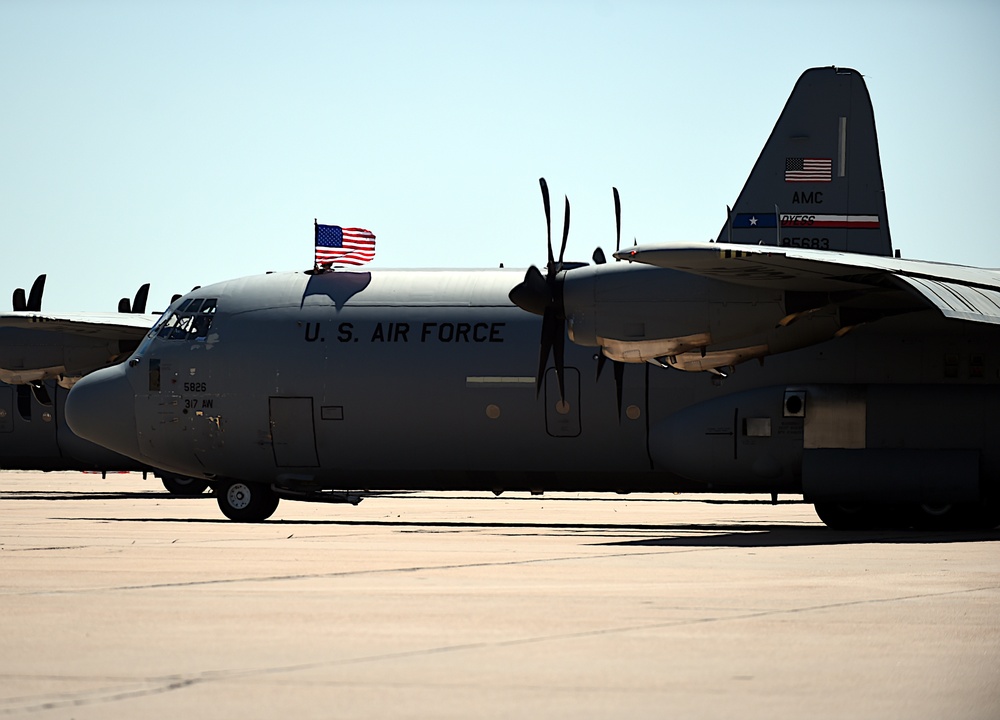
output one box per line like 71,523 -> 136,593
216,480 -> 279,522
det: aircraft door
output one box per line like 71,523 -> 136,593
544,367 -> 581,437
269,396 -> 320,467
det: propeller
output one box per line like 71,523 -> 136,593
12,275 -> 46,312
118,283 -> 150,313
508,177 -> 570,399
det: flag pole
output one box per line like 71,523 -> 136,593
314,218 -> 319,271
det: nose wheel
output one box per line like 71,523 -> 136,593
216,480 -> 279,522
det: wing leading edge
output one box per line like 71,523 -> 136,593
615,242 -> 1000,326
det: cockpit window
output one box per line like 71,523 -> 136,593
151,298 -> 218,341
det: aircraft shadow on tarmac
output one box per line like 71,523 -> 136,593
8,489 -> 997,547
48,516 -> 1000,548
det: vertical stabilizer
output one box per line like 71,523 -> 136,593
717,67 -> 893,256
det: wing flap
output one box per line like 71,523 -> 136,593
898,277 -> 1000,325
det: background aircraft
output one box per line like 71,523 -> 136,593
0,276 -> 208,494
65,67 -> 1000,529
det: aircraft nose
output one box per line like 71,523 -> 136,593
65,364 -> 141,460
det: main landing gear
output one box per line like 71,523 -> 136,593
814,500 -> 1000,530
159,475 -> 210,496
216,480 -> 279,522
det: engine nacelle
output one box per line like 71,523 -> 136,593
562,263 -> 840,370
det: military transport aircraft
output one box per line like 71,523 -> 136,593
64,67 -> 1000,529
0,277 -> 208,493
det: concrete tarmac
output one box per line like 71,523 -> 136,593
1,470 -> 998,719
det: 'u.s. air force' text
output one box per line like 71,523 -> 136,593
303,321 -> 506,343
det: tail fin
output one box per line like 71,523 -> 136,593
717,67 -> 893,257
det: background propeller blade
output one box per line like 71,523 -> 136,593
26,275 -> 45,311
131,283 -> 150,314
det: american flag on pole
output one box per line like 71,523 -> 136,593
314,222 -> 376,267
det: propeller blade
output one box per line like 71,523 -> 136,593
592,247 -> 606,265
557,196 -> 570,272
132,283 -> 150,314
170,293 -> 182,303
12,288 -> 26,312
613,359 -> 625,423
118,297 -> 131,313
540,178 -> 553,271
613,187 -> 621,255
596,353 -> 626,422
536,308 -> 558,397
26,275 -> 45,312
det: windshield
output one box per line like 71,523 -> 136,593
153,298 -> 218,341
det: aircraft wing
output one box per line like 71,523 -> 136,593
0,311 -> 160,338
615,243 -> 1000,326
0,311 -> 160,386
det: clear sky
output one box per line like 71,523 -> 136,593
2,0 -> 998,313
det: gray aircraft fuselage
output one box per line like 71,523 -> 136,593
67,266 -> 1000,503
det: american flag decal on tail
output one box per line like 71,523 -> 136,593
785,158 -> 832,182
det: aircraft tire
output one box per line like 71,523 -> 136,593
926,500 -> 1000,530
813,502 -> 871,530
160,476 -> 210,496
812,502 -> 905,530
905,503 -> 978,530
217,481 -> 279,522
